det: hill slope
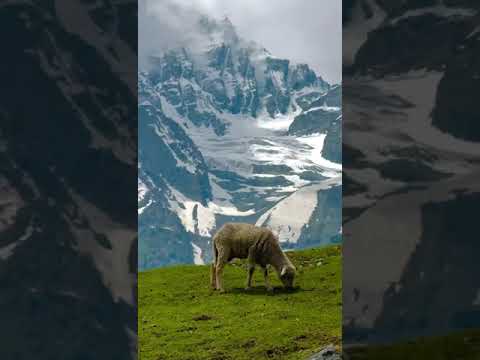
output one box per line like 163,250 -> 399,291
139,246 -> 341,360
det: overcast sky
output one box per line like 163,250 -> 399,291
141,0 -> 341,84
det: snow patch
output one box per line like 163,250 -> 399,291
0,223 -> 35,260
167,183 -> 254,237
304,105 -> 340,114
138,199 -> 153,215
192,242 -> 205,265
373,70 -> 480,156
256,106 -> 302,132
151,123 -> 197,174
256,179 -> 340,243
138,178 -> 148,202
297,134 -> 342,172
343,0 -> 386,66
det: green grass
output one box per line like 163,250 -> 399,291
139,245 -> 342,360
346,330 -> 480,360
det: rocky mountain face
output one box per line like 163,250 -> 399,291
343,0 -> 480,346
1,1 -> 137,359
139,15 -> 342,270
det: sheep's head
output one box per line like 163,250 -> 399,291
279,265 -> 296,289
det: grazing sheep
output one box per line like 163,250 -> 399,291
210,223 -> 296,292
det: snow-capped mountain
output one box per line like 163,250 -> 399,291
342,0 -> 480,345
1,1 -> 137,358
139,15 -> 342,270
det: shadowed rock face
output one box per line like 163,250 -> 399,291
432,33 -> 480,141
0,1 -> 137,358
343,0 -> 480,346
321,116 -> 342,164
288,109 -> 341,136
375,193 -> 480,336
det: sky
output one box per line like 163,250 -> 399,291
140,0 -> 342,84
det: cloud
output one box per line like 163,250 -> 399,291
140,0 -> 341,83
139,1 -> 199,68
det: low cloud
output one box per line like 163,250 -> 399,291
140,0 -> 341,83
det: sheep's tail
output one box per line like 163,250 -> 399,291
210,238 -> 218,289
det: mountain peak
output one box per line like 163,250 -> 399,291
198,14 -> 239,45
221,15 -> 233,27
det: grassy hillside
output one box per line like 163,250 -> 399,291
139,245 -> 342,360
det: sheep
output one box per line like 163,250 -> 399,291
210,223 -> 296,293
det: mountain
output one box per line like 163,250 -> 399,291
342,0 -> 480,346
139,15 -> 342,270
0,1 -> 137,358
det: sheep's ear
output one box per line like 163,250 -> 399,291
281,266 -> 287,276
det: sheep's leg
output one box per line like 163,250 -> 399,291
210,263 -> 217,290
216,265 -> 226,292
210,242 -> 218,289
215,261 -> 226,293
245,264 -> 255,290
263,266 -> 273,292
215,248 -> 228,293
245,246 -> 256,290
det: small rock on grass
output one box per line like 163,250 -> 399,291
307,344 -> 341,360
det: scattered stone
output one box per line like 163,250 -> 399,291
308,344 -> 341,360
192,314 -> 212,321
294,334 -> 308,341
